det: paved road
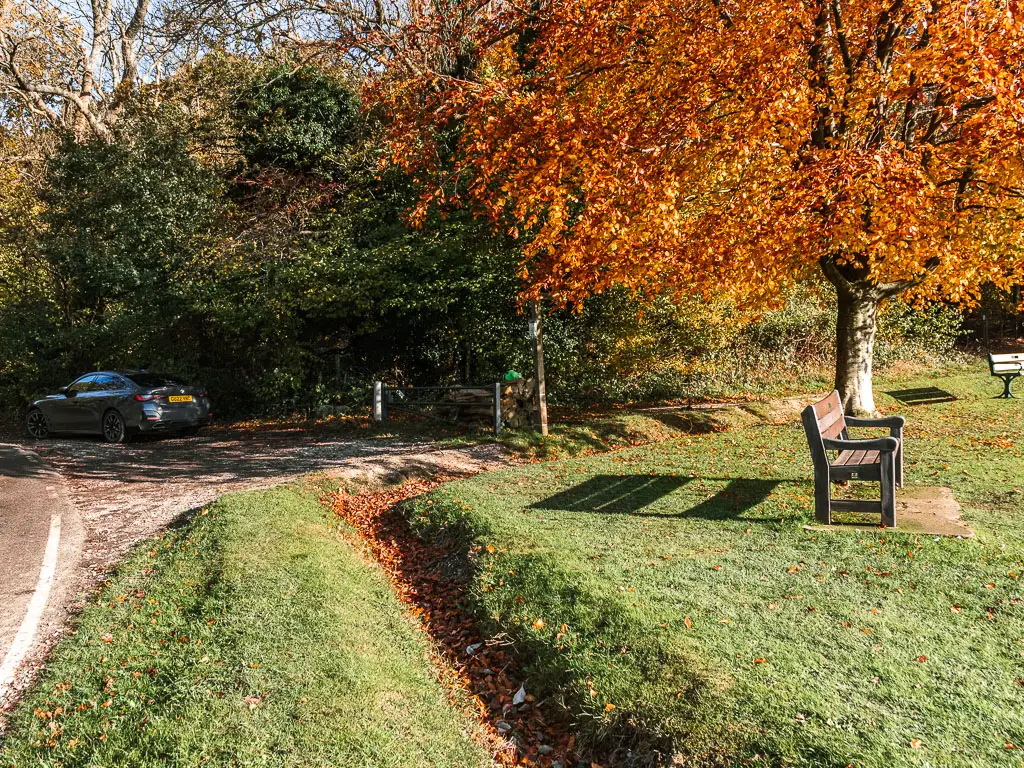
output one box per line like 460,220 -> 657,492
0,444 -> 82,704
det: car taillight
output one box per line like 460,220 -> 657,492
199,392 -> 208,398
135,393 -> 157,401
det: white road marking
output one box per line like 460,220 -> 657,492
0,514 -> 62,699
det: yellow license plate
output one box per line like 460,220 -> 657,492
168,395 -> 193,403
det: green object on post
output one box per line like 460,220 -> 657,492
503,370 -> 522,381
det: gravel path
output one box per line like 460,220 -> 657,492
30,426 -> 508,581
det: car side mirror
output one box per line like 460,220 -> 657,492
60,387 -> 74,398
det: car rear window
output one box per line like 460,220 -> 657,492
124,373 -> 188,388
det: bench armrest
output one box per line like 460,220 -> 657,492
845,415 -> 905,438
823,436 -> 900,453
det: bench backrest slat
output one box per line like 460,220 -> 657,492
812,391 -> 846,436
817,404 -> 846,439
990,352 -> 1024,374
802,390 -> 846,471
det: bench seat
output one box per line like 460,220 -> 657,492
835,449 -> 880,467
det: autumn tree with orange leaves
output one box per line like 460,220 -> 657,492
378,0 -> 1024,414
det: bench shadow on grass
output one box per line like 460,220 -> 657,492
886,386 -> 957,406
530,474 -> 784,520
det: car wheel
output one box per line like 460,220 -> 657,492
102,410 -> 128,444
26,409 -> 49,439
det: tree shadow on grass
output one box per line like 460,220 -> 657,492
641,409 -> 728,434
886,387 -> 957,406
530,474 -> 784,520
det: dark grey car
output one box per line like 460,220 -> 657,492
26,371 -> 213,443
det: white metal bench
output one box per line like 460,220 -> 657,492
989,352 -> 1024,398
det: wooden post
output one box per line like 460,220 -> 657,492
373,381 -> 385,424
530,301 -> 549,436
493,382 -> 503,435
880,453 -> 896,528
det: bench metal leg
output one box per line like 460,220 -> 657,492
996,374 -> 1017,399
814,468 -> 832,525
880,453 -> 896,528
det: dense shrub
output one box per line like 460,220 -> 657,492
543,289 -> 966,406
234,66 -> 362,173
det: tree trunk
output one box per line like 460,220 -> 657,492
834,287 -> 880,415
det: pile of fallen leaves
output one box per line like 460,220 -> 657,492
325,479 -> 579,768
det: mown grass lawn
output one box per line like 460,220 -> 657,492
0,484 -> 489,768
414,372 -> 1024,767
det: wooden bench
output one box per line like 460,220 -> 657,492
989,352 -> 1024,399
801,391 -> 905,527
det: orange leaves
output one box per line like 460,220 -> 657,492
376,0 -> 1024,313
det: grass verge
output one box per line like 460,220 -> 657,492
0,483 -> 490,768
410,371 -> 1024,767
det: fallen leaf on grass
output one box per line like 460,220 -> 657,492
787,565 -> 800,574
244,696 -> 262,710
910,739 -> 923,749
683,617 -> 692,629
